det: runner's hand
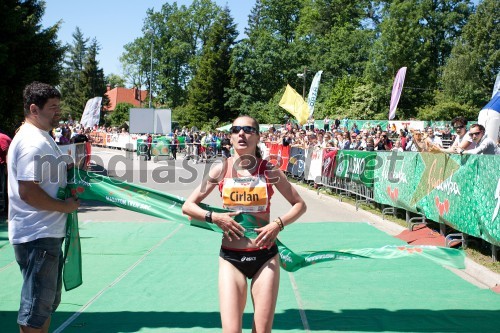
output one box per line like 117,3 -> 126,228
212,211 -> 244,240
255,223 -> 280,248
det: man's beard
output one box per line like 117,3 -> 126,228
51,116 -> 60,127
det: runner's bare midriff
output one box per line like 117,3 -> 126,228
221,211 -> 270,249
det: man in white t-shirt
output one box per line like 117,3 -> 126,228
8,82 -> 80,332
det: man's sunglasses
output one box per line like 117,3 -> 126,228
230,126 -> 258,134
453,126 -> 465,130
469,131 -> 481,137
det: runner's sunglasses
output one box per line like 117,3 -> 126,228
230,126 -> 258,134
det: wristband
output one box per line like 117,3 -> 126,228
273,217 -> 284,231
205,211 -> 213,223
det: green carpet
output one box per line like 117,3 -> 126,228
0,221 -> 498,332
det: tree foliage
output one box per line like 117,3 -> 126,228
12,0 -> 493,133
0,0 -> 64,134
105,73 -> 126,88
109,102 -> 133,127
183,6 -> 238,127
440,0 -> 500,108
59,28 -> 108,122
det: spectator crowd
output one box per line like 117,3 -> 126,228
47,116 -> 500,156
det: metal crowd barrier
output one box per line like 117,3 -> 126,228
318,175 -> 375,211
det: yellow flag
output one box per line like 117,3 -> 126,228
279,84 -> 310,125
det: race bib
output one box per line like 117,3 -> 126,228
222,176 -> 269,212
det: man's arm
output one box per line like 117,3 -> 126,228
18,181 -> 79,213
462,140 -> 490,155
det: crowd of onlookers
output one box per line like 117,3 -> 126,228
258,116 -> 499,155
49,123 -> 93,145
47,116 -> 500,156
0,115 -> 499,214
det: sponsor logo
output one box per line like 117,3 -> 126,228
241,256 -> 256,262
305,253 -> 337,262
435,176 -> 460,196
279,249 -> 293,263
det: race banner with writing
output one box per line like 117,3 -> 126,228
307,70 -> 323,117
374,152 -> 420,213
334,150 -> 377,187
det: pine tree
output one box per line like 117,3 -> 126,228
59,27 -> 89,120
185,6 -> 238,126
60,29 -> 108,122
82,39 -> 109,111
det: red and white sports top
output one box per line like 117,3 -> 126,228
218,158 -> 274,213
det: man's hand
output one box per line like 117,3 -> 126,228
63,196 -> 80,213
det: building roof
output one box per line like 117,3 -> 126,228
104,87 -> 148,111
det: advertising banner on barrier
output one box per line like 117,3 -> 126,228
267,144 -> 290,171
389,120 -> 426,132
372,153 -> 500,245
305,147 -> 323,181
352,120 -> 389,131
334,150 -> 377,187
279,144 -> 290,172
267,143 -> 280,167
260,142 -> 270,160
414,154 -> 480,238
374,152 -> 420,212
476,156 -> 500,246
90,132 -> 107,146
303,148 -> 313,180
322,149 -> 338,178
287,146 -> 305,178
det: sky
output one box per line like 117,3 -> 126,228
41,0 -> 255,77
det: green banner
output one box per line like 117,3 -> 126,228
476,156 -> 500,246
373,153 -> 500,246
57,188 -> 82,291
335,150 -> 377,188
374,152 -> 420,213
61,169 -> 465,290
415,154 -> 479,237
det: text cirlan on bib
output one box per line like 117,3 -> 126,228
222,176 -> 269,213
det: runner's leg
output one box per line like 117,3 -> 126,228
219,257 -> 247,333
250,255 -> 280,333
